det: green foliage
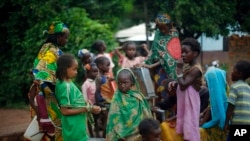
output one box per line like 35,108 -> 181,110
0,1 -> 118,107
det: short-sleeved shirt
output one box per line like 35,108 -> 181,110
55,80 -> 89,141
121,55 -> 145,68
81,78 -> 96,104
228,80 -> 250,125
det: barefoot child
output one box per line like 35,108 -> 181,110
55,54 -> 101,141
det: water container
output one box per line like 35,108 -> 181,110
23,116 -> 44,141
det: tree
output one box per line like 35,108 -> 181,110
121,0 -> 250,40
0,1 -> 120,107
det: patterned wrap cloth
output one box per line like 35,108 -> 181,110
32,21 -> 68,141
106,68 -> 153,141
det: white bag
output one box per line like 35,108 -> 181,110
24,116 -> 44,141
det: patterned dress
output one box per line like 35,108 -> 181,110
33,42 -> 63,141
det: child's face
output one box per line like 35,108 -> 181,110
144,128 -> 161,141
66,59 -> 78,79
181,45 -> 196,64
89,66 -> 98,79
125,44 -> 137,59
100,60 -> 110,73
231,67 -> 241,81
117,73 -> 133,93
82,53 -> 91,65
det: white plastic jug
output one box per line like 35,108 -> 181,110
23,116 -> 44,141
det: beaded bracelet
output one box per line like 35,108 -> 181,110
177,73 -> 183,78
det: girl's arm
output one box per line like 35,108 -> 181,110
141,43 -> 151,56
176,61 -> 201,90
114,46 -> 123,58
60,106 -> 88,116
139,61 -> 160,69
60,105 -> 101,116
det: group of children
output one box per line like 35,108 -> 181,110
28,15 -> 250,141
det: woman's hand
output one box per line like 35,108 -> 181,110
91,105 -> 101,114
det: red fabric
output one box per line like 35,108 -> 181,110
167,37 -> 181,60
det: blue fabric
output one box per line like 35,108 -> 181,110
202,67 -> 228,129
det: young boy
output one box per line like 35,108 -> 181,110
224,60 -> 250,134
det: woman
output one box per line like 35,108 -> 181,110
32,21 -> 70,141
143,13 -> 181,99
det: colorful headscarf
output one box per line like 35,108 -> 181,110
48,21 -> 68,34
78,49 -> 90,58
155,13 -> 171,25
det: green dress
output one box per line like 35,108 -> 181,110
55,80 -> 89,141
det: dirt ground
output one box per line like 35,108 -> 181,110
0,108 -> 30,141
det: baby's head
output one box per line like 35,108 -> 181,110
116,68 -> 135,93
78,49 -> 92,65
139,118 -> 161,141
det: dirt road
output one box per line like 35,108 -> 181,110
0,108 -> 30,140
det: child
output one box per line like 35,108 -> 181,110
91,39 -> 115,77
81,63 -> 99,105
174,37 -> 203,141
115,42 -> 150,68
106,68 -> 153,141
55,53 -> 101,141
224,60 -> 250,137
75,49 -> 93,86
94,56 -> 116,137
138,118 -> 161,141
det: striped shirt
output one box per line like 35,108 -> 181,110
228,80 -> 250,125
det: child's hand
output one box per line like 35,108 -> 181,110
91,105 -> 101,114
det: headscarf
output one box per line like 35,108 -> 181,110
155,13 -> 172,25
48,21 -> 68,34
106,68 -> 153,140
202,66 -> 228,129
78,49 -> 90,59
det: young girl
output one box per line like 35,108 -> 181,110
94,56 -> 116,137
224,60 -> 250,140
115,42 -> 150,68
81,63 -> 98,105
173,37 -> 203,141
106,68 -> 152,141
92,39 -> 115,77
138,118 -> 161,141
55,54 -> 101,141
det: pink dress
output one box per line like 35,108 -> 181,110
121,56 -> 145,68
176,64 -> 202,141
81,78 -> 96,104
